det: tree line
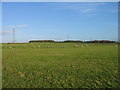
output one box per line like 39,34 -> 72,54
29,40 -> 118,43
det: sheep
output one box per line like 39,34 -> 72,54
61,46 -> 64,48
8,47 -> 12,49
81,45 -> 84,47
47,46 -> 50,48
31,45 -> 35,48
85,44 -> 89,47
74,45 -> 79,47
8,46 -> 14,50
50,46 -> 55,48
33,46 -> 35,48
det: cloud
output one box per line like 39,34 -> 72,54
0,30 -> 12,35
9,25 -> 28,28
1,25 -> 28,35
50,2 -> 106,14
52,2 -> 117,17
82,8 -> 96,13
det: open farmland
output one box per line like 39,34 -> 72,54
2,43 -> 119,88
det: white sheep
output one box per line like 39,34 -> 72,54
74,45 -> 79,47
81,45 -> 84,47
85,44 -> 89,46
47,46 -> 50,48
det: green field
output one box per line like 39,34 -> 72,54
2,43 -> 119,88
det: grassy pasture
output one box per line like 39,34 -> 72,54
2,43 -> 119,88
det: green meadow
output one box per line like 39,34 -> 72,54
2,43 -> 119,88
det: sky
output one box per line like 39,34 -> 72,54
2,2 -> 118,43
2,0 -> 120,2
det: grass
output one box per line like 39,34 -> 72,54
2,43 -> 119,88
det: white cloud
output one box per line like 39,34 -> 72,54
82,8 -> 95,13
0,30 -> 12,35
1,25 -> 28,35
9,25 -> 28,28
53,2 -> 106,15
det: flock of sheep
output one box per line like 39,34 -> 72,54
3,44 -> 118,50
